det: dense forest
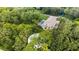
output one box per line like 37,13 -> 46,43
0,7 -> 79,51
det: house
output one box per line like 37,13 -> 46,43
38,16 -> 60,29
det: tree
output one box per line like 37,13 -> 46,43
0,23 -> 42,51
0,7 -> 47,24
23,30 -> 53,51
0,23 -> 16,50
51,17 -> 73,51
41,7 -> 64,16
64,8 -> 79,19
13,24 -> 34,51
23,37 -> 49,51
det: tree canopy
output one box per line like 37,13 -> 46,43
0,7 -> 79,51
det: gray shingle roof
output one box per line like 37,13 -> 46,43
39,16 -> 59,29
